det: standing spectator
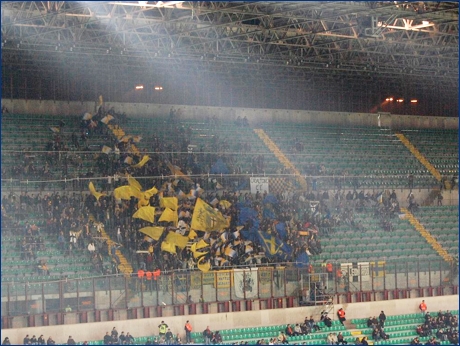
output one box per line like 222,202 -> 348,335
1,337 -> 10,345
337,308 -> 346,325
111,327 -> 119,341
158,321 -> 168,338
46,337 -> 56,345
23,335 -> 30,345
419,300 -> 427,314
184,320 -> 193,344
67,336 -> 76,345
165,329 -> 173,345
203,326 -> 213,345
379,311 -> 386,327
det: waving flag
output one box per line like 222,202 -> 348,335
101,145 -> 112,154
295,251 -> 310,268
133,206 -> 156,223
191,198 -> 229,232
257,231 -> 292,261
114,185 -> 142,200
88,182 -> 106,201
132,155 -> 150,168
197,256 -> 211,272
100,114 -> 114,124
139,226 -> 164,240
160,197 -> 178,211
167,161 -> 193,182
159,208 -> 178,226
161,241 -> 176,254
165,231 -> 189,249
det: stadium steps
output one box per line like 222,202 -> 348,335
400,208 -> 454,264
253,128 -> 308,190
88,215 -> 134,276
395,133 -> 442,182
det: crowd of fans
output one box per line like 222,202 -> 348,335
414,310 -> 458,344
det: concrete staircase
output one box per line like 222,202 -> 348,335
395,133 -> 442,182
253,128 -> 308,191
400,207 -> 453,264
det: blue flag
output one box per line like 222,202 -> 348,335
275,222 -> 287,240
263,194 -> 278,205
210,158 -> 229,174
295,251 -> 309,268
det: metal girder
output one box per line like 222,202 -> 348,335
1,1 -> 458,97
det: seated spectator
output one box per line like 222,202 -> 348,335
337,332 -> 347,345
277,331 -> 288,344
306,316 -> 320,331
211,331 -> 222,344
327,333 -> 336,345
293,324 -> 302,336
321,312 -> 332,328
411,337 -> 421,345
285,324 -> 294,337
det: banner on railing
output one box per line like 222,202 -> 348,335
215,270 -> 232,288
370,261 -> 386,277
341,262 -> 370,282
234,268 -> 258,298
250,177 -> 269,194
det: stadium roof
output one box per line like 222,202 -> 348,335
1,1 -> 458,116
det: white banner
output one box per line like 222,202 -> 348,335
250,177 -> 269,194
233,268 -> 258,298
341,262 -> 370,282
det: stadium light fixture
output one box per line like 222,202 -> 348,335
410,99 -> 418,103
154,86 -> 163,91
396,98 -> 404,103
135,85 -> 144,90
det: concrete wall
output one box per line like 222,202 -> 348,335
2,295 -> 458,344
2,99 -> 458,130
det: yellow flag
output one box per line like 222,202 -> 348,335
133,135 -> 142,143
191,198 -> 229,232
137,197 -> 150,209
128,176 -> 142,192
161,241 -> 176,254
101,145 -> 112,154
219,200 -> 232,209
160,197 -> 178,211
191,241 -> 209,258
114,186 -> 139,200
133,206 -> 156,223
165,231 -> 189,249
139,226 -> 164,240
144,186 -> 158,200
197,256 -> 211,272
195,239 -> 210,250
193,249 -> 208,259
49,126 -> 60,133
88,182 -> 106,201
119,135 -> 131,143
167,161 -> 193,182
100,114 -> 114,124
159,208 -> 178,226
132,155 -> 150,168
83,112 -> 92,120
188,229 -> 198,239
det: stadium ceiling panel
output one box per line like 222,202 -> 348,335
1,1 -> 458,95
